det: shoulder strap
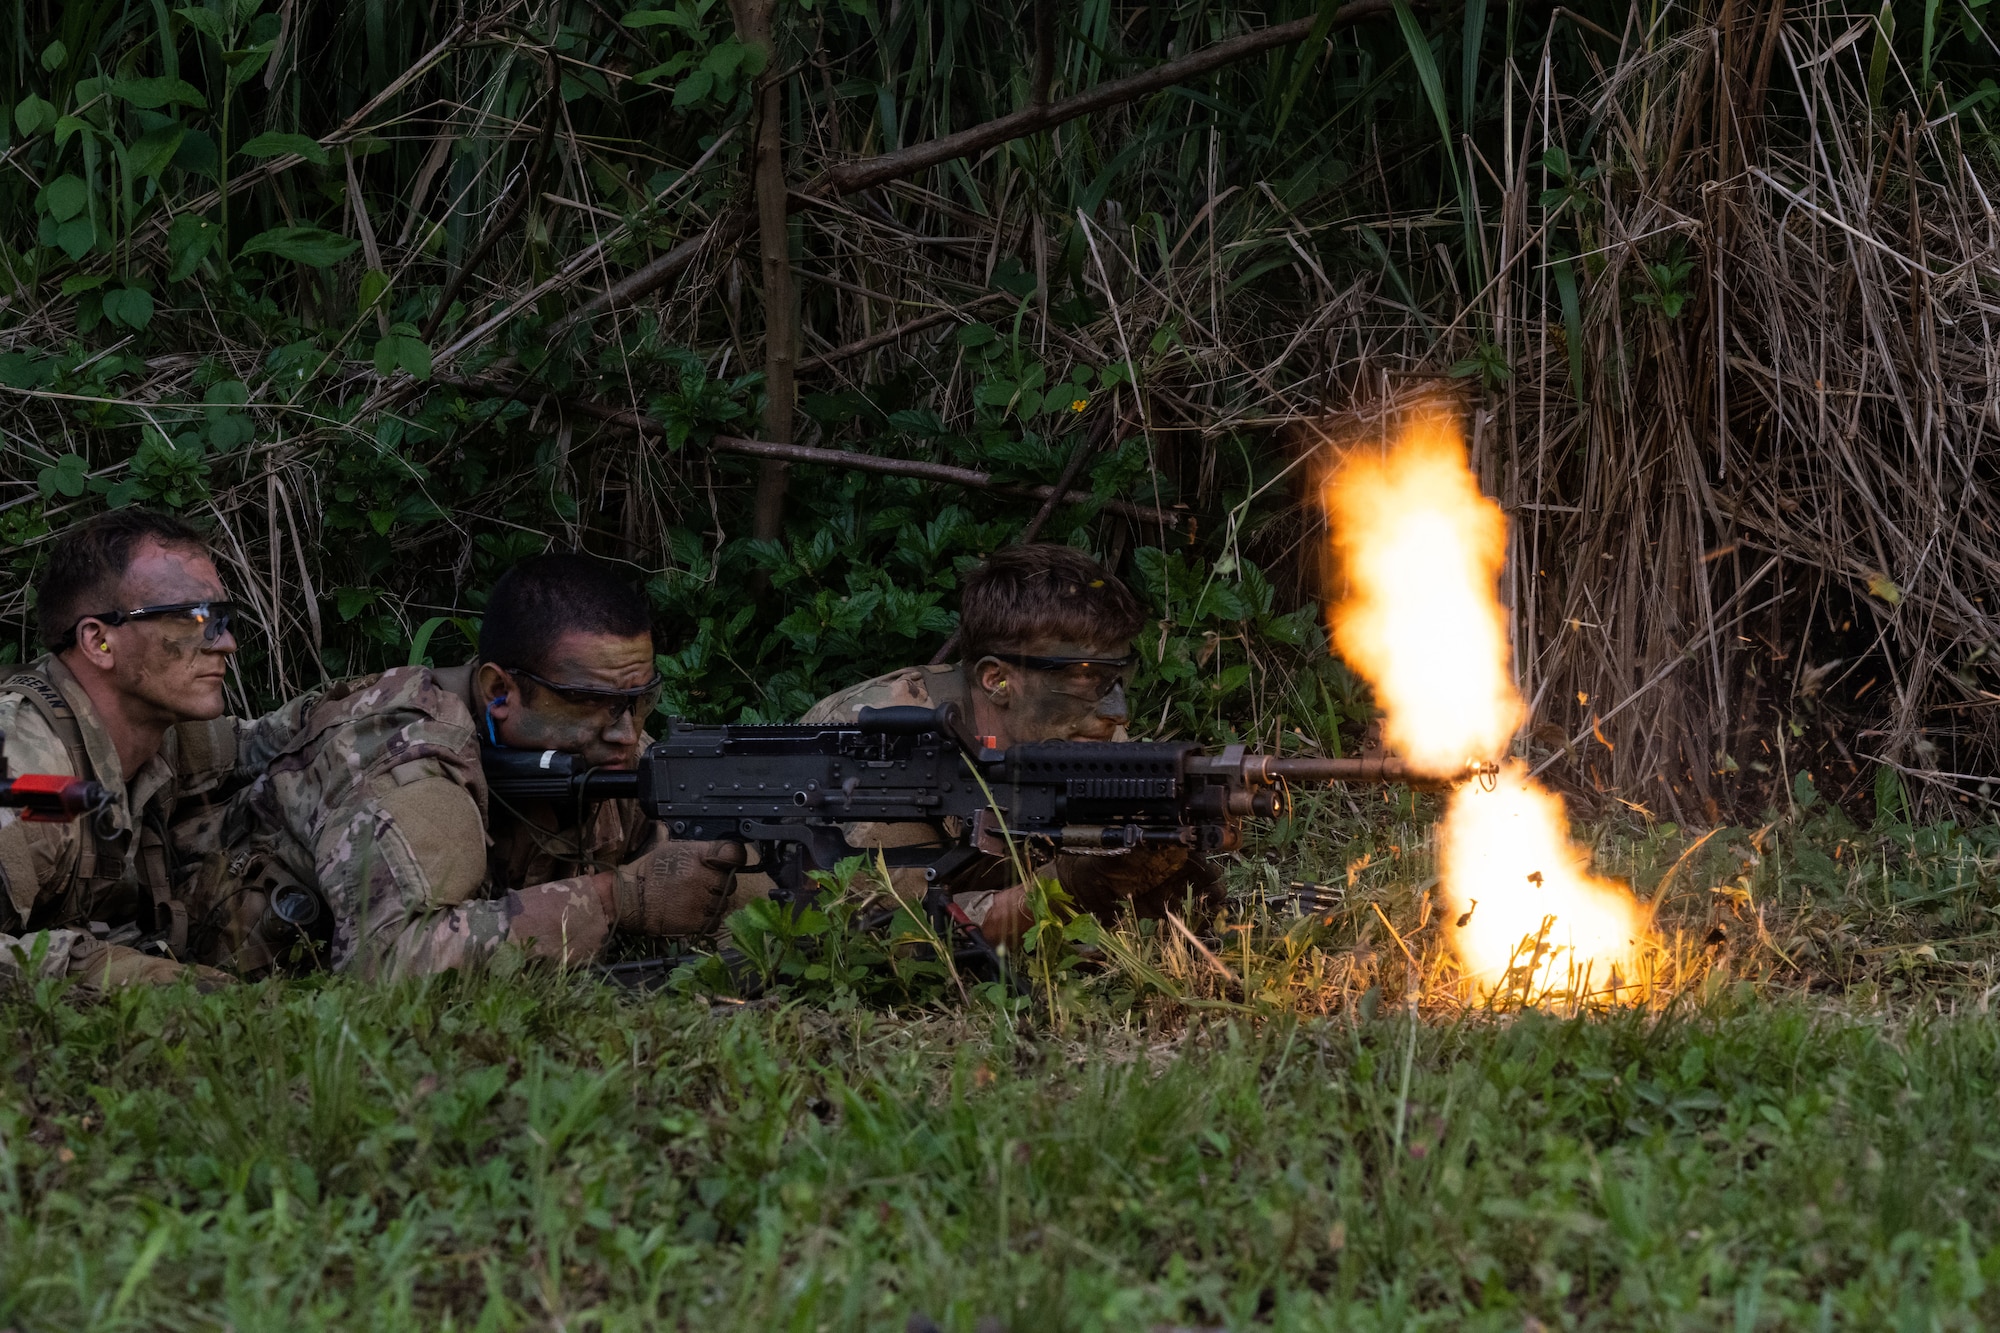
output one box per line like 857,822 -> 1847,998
0,667 -> 101,922
0,668 -> 91,791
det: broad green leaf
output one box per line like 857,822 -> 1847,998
110,76 -> 208,111
126,123 -> 186,178
622,8 -> 688,26
175,6 -> 227,40
37,453 -> 89,498
55,216 -> 97,262
672,69 -> 715,109
167,214 -> 220,281
239,225 -> 359,266
60,273 -> 110,295
102,287 -> 156,330
53,115 -> 94,150
174,128 -> 219,178
699,43 -> 747,77
42,175 -> 88,222
357,268 -> 391,313
237,131 -> 328,165
203,379 -> 252,449
39,40 -> 67,72
206,412 -> 253,450
0,353 -> 51,389
372,333 -> 432,381
204,379 -> 249,407
14,94 -> 56,137
223,44 -> 273,89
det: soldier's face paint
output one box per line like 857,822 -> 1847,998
76,540 -> 237,728
482,630 -> 658,769
971,636 -> 1133,749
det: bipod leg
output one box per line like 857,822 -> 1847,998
924,884 -> 1024,995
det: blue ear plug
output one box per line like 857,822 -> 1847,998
486,697 -> 505,745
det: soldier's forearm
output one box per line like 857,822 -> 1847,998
979,884 -> 1033,949
348,882 -> 609,979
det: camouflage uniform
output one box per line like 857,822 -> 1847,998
799,664 -> 1215,927
0,655 -> 302,990
222,663 -> 648,979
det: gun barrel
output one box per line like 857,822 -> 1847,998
1255,756 -> 1416,782
1216,755 -> 1500,785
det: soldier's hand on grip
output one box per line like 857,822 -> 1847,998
1055,843 -> 1190,913
609,829 -> 747,937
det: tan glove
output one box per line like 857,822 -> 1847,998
67,937 -> 233,993
610,831 -> 747,937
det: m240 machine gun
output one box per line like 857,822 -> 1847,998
482,704 -> 1492,978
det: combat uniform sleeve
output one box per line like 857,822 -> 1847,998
798,667 -> 939,726
230,687 -> 327,775
289,688 -> 604,980
0,698 -> 82,933
342,890 -> 604,981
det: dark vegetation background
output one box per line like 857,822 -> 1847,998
0,0 -> 1995,823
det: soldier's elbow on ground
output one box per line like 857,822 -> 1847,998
371,770 -> 488,908
503,881 -> 611,965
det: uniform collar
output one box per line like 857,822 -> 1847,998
37,655 -> 174,831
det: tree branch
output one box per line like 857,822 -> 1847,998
547,6 -> 1385,330
822,4 -> 1387,195
477,386 -> 1183,527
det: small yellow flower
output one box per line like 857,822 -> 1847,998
1070,398 -> 1088,412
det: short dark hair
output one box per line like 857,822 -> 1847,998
477,554 -> 653,675
956,544 -> 1146,663
39,509 -> 210,651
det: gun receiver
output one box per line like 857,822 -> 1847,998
0,729 -> 110,822
481,704 -> 1493,887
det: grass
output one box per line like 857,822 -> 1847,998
10,802 -> 2000,1331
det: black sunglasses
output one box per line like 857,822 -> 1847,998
507,667 -> 665,721
69,599 -> 242,647
997,652 -> 1138,672
994,651 -> 1136,702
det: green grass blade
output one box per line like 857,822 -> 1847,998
1392,0 -> 1457,170
1552,252 -> 1586,402
1461,0 -> 1487,125
1275,0 -> 1347,139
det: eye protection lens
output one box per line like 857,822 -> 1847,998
510,668 -> 666,724
73,600 -> 243,644
999,653 -> 1136,702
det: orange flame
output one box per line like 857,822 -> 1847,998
1324,412 -> 1521,775
1324,410 -> 1651,1001
1440,761 -> 1647,996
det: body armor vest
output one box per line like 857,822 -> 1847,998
0,665 -> 184,952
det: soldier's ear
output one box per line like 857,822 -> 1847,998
974,656 -> 1011,705
474,662 -> 515,712
68,616 -> 117,673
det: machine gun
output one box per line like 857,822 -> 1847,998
483,704 -> 1491,981
0,729 -> 109,821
